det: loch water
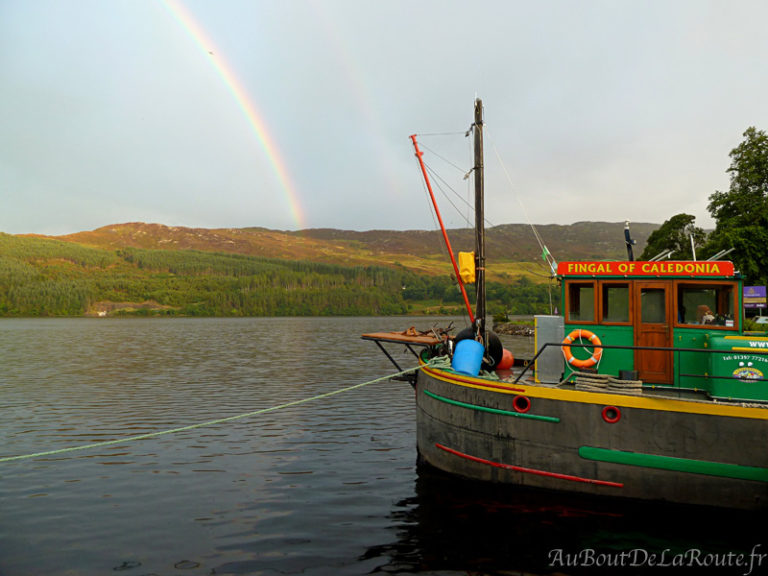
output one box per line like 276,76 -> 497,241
0,317 -> 764,576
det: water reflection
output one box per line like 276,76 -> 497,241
365,462 -> 767,575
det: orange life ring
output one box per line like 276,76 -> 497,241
562,329 -> 603,369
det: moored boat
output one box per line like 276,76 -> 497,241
364,99 -> 768,510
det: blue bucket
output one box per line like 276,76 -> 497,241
452,339 -> 484,376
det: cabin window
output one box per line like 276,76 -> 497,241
600,282 -> 630,324
566,281 -> 596,323
640,288 -> 667,323
676,282 -> 736,328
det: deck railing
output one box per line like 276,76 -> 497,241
515,342 -> 768,384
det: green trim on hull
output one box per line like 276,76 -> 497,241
579,446 -> 768,482
423,389 -> 560,423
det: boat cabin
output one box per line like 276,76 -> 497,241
557,260 -> 768,402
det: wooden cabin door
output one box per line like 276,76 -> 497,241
633,281 -> 673,384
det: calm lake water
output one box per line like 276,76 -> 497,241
0,317 -> 764,576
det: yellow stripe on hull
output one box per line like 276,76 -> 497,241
420,364 -> 768,420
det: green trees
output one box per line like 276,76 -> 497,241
487,276 -> 558,315
643,127 -> 768,285
639,214 -> 706,261
0,236 -> 416,317
0,233 -> 559,317
706,127 -> 768,285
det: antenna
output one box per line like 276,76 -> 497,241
707,248 -> 735,261
649,249 -> 675,262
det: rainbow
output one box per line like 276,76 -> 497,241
306,1 -> 403,197
160,0 -> 306,229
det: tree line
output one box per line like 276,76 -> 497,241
0,238 -> 556,317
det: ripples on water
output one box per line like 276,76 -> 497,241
0,318 -> 763,576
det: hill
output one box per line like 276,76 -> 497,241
0,232 -> 416,317
2,221 -> 658,317
50,220 -> 656,276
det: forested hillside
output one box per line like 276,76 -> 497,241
0,234 -> 404,316
1,221 -> 655,317
0,232 -> 556,317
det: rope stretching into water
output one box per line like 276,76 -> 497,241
0,363 -> 431,464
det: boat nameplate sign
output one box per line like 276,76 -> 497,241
557,261 -> 735,277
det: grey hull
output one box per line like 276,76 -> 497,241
416,366 -> 768,510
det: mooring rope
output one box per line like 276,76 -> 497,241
0,363 -> 430,464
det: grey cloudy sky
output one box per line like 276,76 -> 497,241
1,0 -> 766,235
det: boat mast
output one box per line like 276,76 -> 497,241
410,134 -> 476,323
473,98 -> 486,342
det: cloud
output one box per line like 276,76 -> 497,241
1,0 -> 765,235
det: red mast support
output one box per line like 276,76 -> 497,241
410,134 -> 475,323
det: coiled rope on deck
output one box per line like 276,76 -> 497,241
0,362 -> 432,464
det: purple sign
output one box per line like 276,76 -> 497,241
744,285 -> 767,308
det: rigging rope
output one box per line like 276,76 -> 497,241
424,162 -> 474,228
418,141 -> 467,175
413,131 -> 466,137
0,362 -> 433,464
416,127 -> 553,265
420,158 -> 496,229
414,129 -> 559,313
486,129 -> 558,276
